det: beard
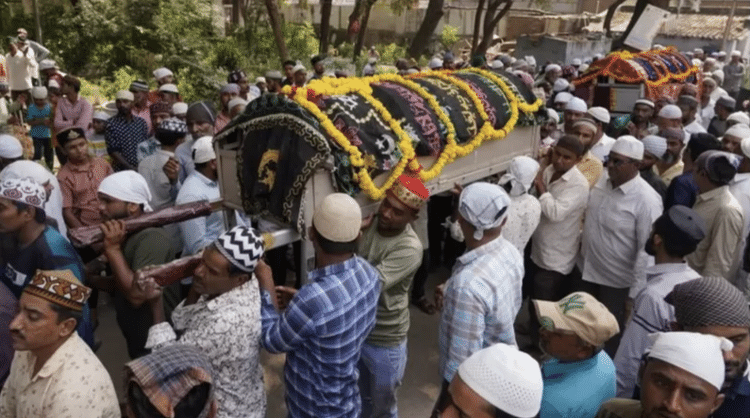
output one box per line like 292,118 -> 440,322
663,152 -> 678,165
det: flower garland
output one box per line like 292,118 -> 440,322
281,70 -> 540,200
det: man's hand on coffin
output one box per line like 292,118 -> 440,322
100,220 -> 127,251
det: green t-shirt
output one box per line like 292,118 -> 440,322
359,220 -> 422,347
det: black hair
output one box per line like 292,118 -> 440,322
49,303 -> 82,327
194,161 -> 209,172
128,382 -> 211,418
283,60 -> 296,67
653,218 -> 699,258
154,129 -> 185,147
13,201 -> 45,223
687,133 -> 722,162
313,227 -> 358,254
62,75 -> 81,92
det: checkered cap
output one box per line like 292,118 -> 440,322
666,276 -> 750,328
157,118 -> 188,135
214,226 -> 265,273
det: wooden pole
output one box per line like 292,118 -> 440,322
32,0 -> 42,43
723,0 -> 738,52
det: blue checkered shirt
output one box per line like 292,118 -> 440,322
439,235 -> 524,382
260,255 -> 381,418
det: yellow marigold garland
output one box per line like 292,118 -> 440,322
281,69 -> 541,200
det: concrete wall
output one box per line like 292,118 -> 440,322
515,34 -> 611,64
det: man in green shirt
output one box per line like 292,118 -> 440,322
358,173 -> 428,418
97,170 -> 177,358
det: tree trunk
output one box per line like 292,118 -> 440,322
407,0 -> 445,59
470,0 -> 486,55
320,0 -> 333,54
604,0 -> 627,38
348,0 -> 368,43
353,0 -> 374,57
475,0 -> 511,56
264,0 -> 289,62
611,0 -> 669,51
231,0 -> 241,27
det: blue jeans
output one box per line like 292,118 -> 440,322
358,340 -> 408,418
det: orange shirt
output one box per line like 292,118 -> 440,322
57,156 -> 113,227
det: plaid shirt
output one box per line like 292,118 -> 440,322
260,255 -> 381,418
439,236 -> 524,382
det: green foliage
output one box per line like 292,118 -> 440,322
440,25 -> 459,50
389,0 -> 418,15
377,43 -> 407,65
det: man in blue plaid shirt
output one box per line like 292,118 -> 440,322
257,193 -> 381,418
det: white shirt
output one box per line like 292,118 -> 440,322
710,87 -> 729,102
138,149 -> 180,210
5,49 -> 37,91
581,173 -> 663,297
590,133 -> 616,163
614,263 -> 701,398
146,279 -> 266,418
502,193 -> 541,254
0,333 -> 120,418
728,173 -> 750,288
700,100 -> 715,130
684,119 -> 707,135
531,165 -> 589,274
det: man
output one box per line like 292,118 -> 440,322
596,332 -> 729,418
214,84 -> 239,133
531,135 -> 589,301
563,97 -> 587,134
440,344 -> 543,418
613,205 -> 705,398
652,104 -> 683,135
265,70 -> 283,94
106,90 -> 149,171
130,80 -> 152,134
0,134 -> 22,170
136,101 -> 172,164
655,127 -> 687,185
0,269 -> 119,417
5,37 -> 37,99
678,95 -> 707,135
175,101 -> 215,182
535,292 -> 620,417
579,136 -> 663,355
665,133 -> 721,210
228,69 -> 251,100
311,55 -> 326,80
293,64 -> 308,87
282,59 -> 296,86
436,183 -> 524,411
0,281 -> 15,388
730,137 -> 750,295
708,95 -> 735,137
724,50 -> 744,99
687,150 -> 744,278
56,127 -> 113,229
571,117 -> 604,188
721,123 -> 749,156
700,78 -> 718,129
124,344 -> 216,418
257,193 -> 381,418
255,76 -> 267,95
141,226 -> 267,418
158,83 -> 180,107
176,136 -> 224,257
54,75 -> 93,138
90,111 -> 110,159
97,171 -> 177,358
587,107 -> 615,162
542,64 -> 562,85
172,102 -> 188,121
552,91 -> 572,112
16,28 -> 49,63
728,111 -> 750,128
711,71 -> 729,102
148,67 -> 174,104
357,174 -> 426,418
640,135 -> 668,199
0,176 -> 92,343
38,59 -> 62,89
139,118 -> 185,211
666,276 -> 750,417
609,99 -> 654,139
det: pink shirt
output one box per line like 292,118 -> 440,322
54,95 -> 93,138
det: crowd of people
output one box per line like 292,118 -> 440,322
1,25 -> 750,418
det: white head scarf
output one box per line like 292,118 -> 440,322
98,171 -> 153,212
458,182 -> 511,240
498,156 -> 540,197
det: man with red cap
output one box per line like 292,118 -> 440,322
357,173 -> 428,418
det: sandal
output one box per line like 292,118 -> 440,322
413,296 -> 437,315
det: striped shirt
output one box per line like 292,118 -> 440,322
439,235 -> 524,382
260,256 -> 380,418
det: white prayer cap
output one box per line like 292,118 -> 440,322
153,67 -> 173,80
458,182 -> 511,240
191,136 -> 216,164
579,63 -> 589,73
728,112 -> 750,126
571,58 -> 582,66
227,98 -> 247,110
98,171 -> 153,213
545,64 -> 561,73
642,135 -> 667,159
546,108 -> 559,124
565,97 -> 587,113
457,344 -> 543,418
658,104 -> 682,119
39,59 -> 56,71
0,135 -> 23,159
312,193 -> 361,243
692,58 -> 702,67
490,60 -> 504,70
554,92 -> 572,104
694,48 -> 704,54
48,80 -> 60,90
525,55 -> 537,68
706,57 -> 717,64
498,156 -> 540,197
158,83 -> 179,94
712,69 -> 725,83
635,98 -> 655,108
718,51 -> 727,57
31,86 -> 47,100
553,78 -> 569,93
724,123 -> 750,140
255,77 -> 266,84
93,111 -> 111,121
647,332 -> 733,391
429,57 -> 443,69
573,117 -> 598,132
611,135 -> 644,160
116,90 -> 134,101
587,107 -> 610,124
172,102 -> 188,116
732,50 -> 742,57
741,137 -> 750,158
292,64 -> 306,73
